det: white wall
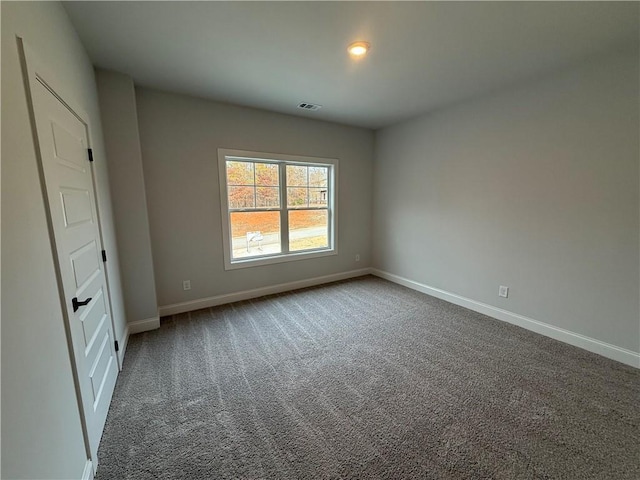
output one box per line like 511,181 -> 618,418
1,2 -> 126,478
373,50 -> 639,356
135,88 -> 374,308
96,70 -> 158,325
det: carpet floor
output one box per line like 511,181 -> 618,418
96,276 -> 639,479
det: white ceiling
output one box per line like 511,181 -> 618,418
64,1 -> 638,129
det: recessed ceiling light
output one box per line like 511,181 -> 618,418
348,41 -> 370,58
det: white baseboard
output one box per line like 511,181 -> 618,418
159,268 -> 372,317
371,269 -> 640,369
82,459 -> 94,480
128,315 -> 160,334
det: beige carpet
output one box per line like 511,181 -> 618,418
96,276 -> 639,479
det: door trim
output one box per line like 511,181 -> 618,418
82,460 -> 95,480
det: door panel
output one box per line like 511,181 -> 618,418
70,240 -> 100,290
52,121 -> 87,172
89,333 -> 113,401
60,188 -> 93,227
80,288 -> 107,347
30,78 -> 118,461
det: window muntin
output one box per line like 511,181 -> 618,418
226,161 -> 280,209
286,165 -> 328,209
218,149 -> 337,269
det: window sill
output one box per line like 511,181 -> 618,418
224,248 -> 337,270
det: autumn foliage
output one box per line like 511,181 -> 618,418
225,160 -> 330,246
226,161 -> 328,210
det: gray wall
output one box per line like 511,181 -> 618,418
373,50 -> 639,353
1,1 -> 126,478
135,88 -> 374,307
96,70 -> 158,324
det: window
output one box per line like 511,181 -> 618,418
218,149 -> 337,269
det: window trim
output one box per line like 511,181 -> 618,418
218,148 -> 338,270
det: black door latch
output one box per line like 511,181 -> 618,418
72,297 -> 92,312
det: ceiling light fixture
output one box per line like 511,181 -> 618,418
348,41 -> 370,58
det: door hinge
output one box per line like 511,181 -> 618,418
87,148 -> 94,162
102,250 -> 107,262
114,340 -> 119,352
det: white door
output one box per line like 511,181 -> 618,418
30,78 -> 118,461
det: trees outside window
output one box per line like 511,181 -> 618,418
218,149 -> 337,270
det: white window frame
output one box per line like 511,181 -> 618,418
218,148 -> 338,270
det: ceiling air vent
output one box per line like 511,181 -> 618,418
297,102 -> 322,111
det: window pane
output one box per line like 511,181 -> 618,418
227,161 -> 254,186
286,165 -> 307,187
256,187 -> 280,208
255,163 -> 279,186
289,210 -> 328,251
309,166 -> 328,187
230,211 -> 281,259
228,186 -> 255,209
287,187 -> 308,208
309,188 -> 328,207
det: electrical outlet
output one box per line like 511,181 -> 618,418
355,254 -> 360,262
498,285 -> 509,298
183,280 -> 191,291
